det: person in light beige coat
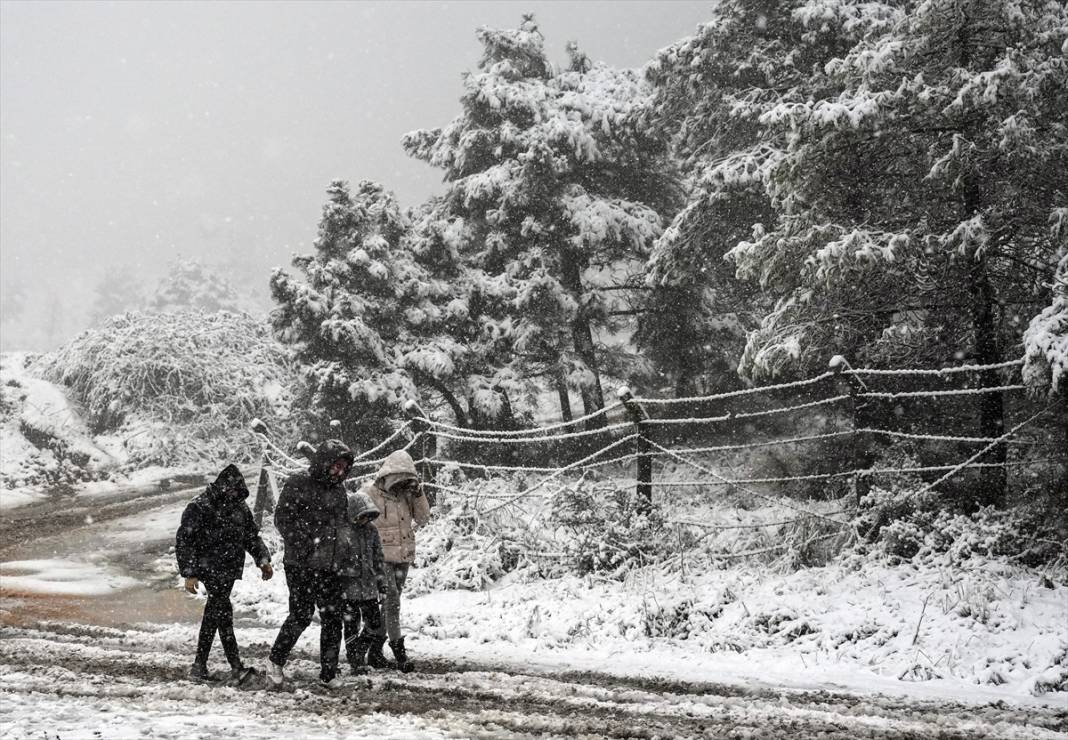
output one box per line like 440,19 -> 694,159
361,449 -> 430,672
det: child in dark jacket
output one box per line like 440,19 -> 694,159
339,491 -> 386,674
176,464 -> 273,683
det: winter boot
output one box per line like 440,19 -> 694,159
389,637 -> 413,673
188,662 -> 218,683
348,634 -> 371,675
366,635 -> 390,670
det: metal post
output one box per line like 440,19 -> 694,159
617,386 -> 652,512
830,356 -> 869,506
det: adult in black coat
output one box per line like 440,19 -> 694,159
267,438 -> 355,687
176,464 -> 273,681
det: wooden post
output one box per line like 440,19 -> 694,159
617,386 -> 652,512
405,400 -> 437,507
830,356 -> 869,506
249,420 -> 273,527
253,452 -> 273,528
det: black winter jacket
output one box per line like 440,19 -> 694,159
176,465 -> 271,581
274,439 -> 355,571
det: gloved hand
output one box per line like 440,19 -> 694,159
377,579 -> 387,595
260,563 -> 274,581
184,577 -> 199,594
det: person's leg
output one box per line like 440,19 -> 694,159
206,578 -> 240,669
193,588 -> 219,668
376,562 -> 405,640
360,598 -> 382,639
341,597 -> 360,669
269,566 -> 314,667
314,570 -> 344,682
384,563 -> 409,642
386,564 -> 412,671
367,562 -> 399,668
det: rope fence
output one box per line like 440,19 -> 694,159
252,355 -> 1063,563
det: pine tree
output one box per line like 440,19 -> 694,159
89,265 -> 143,326
270,180 -> 422,445
405,198 -> 529,428
641,0 -> 864,393
150,257 -> 246,314
403,16 -> 671,421
722,0 -> 1068,504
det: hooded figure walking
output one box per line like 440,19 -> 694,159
361,450 -> 431,672
176,464 -> 272,684
267,439 -> 355,688
338,491 -> 386,674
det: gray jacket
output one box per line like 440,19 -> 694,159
338,491 -> 386,601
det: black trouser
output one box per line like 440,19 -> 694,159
195,576 -> 241,668
342,598 -> 382,665
269,566 -> 344,681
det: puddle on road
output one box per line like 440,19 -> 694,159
1,583 -> 201,628
0,497 -> 204,628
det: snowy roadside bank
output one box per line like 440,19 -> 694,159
220,552 -> 1068,707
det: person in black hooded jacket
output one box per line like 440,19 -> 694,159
267,438 -> 355,688
176,464 -> 272,683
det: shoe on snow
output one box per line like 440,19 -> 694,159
366,636 -> 390,670
265,661 -> 286,687
230,666 -> 257,686
389,638 -> 414,673
188,663 -> 219,683
319,676 -> 343,690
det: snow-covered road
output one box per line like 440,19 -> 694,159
3,620 -> 1066,739
1,487 -> 1065,739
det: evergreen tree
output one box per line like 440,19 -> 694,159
89,265 -> 143,326
642,0 -> 865,393
150,257 -> 246,314
405,198 -> 529,428
722,0 -> 1067,504
403,16 -> 672,421
270,180 -> 422,445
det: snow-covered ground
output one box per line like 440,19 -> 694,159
2,482 -> 1065,739
0,352 -> 227,510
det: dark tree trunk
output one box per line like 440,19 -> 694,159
496,386 -> 516,429
560,248 -> 606,426
674,365 -> 695,399
955,5 -> 1005,507
967,244 -> 1006,509
555,367 -> 573,423
416,372 -> 469,428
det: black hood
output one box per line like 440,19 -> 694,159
209,463 -> 249,502
309,439 -> 355,483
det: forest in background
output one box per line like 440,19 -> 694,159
12,2 -> 1066,515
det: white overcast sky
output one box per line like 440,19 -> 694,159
1,0 -> 714,350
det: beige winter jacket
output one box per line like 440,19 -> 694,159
362,450 -> 431,564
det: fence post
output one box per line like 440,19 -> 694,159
830,356 -> 869,507
404,400 -> 437,507
249,420 -> 274,527
617,386 -> 652,512
253,452 -> 273,528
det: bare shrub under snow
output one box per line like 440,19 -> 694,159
35,311 -> 297,468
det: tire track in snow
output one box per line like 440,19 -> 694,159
1,624 -> 1064,739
